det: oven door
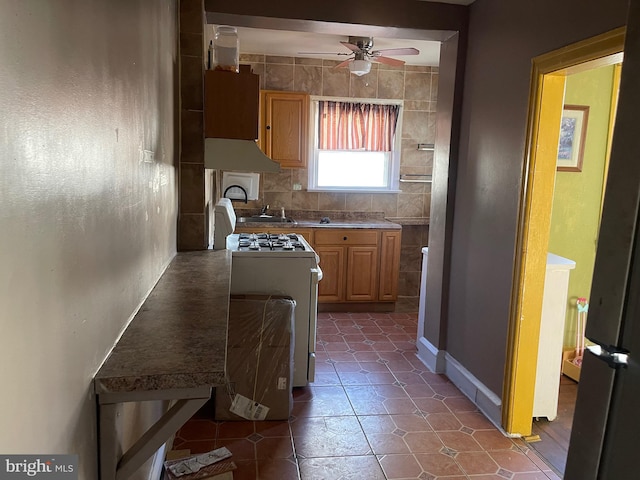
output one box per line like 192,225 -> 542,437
307,266 -> 322,383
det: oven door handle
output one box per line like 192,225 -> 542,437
311,267 -> 323,283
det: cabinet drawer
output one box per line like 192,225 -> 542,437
314,229 -> 379,246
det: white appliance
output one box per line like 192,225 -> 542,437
532,253 -> 576,420
213,199 -> 322,387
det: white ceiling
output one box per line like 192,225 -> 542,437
234,27 -> 442,66
210,0 -> 474,67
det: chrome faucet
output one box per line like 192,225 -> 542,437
260,204 -> 270,215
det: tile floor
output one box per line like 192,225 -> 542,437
173,309 -> 561,480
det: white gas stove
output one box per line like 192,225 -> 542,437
213,199 -> 322,387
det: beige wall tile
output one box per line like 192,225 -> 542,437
265,64 -> 294,90
402,110 -> 430,142
263,170 -> 292,192
350,71 -> 378,99
240,53 -> 264,62
398,193 -> 424,217
292,191 -> 319,210
264,191 -> 293,210
377,70 -> 405,100
404,72 -> 432,101
399,271 -> 421,297
266,55 -> 294,64
318,192 -> 346,210
296,57 -> 323,66
431,73 -> 439,102
294,65 -> 323,95
346,194 -> 373,212
404,100 -> 430,111
322,67 -> 350,97
371,194 -> 398,217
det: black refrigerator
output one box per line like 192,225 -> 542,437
565,1 -> 640,478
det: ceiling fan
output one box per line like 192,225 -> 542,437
299,36 -> 420,76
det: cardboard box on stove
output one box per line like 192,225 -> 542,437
215,295 -> 295,421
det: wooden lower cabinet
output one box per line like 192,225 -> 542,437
379,231 -> 402,301
314,228 -> 401,305
315,246 -> 345,302
233,225 -> 401,306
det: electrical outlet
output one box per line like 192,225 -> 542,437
293,183 -> 302,191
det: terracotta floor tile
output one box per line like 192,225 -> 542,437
171,439 -> 216,454
365,432 -> 412,454
173,310 -> 553,480
256,458 -> 300,480
412,397 -> 452,415
299,456 -> 385,480
472,430 -> 515,450
404,383 -> 437,398
512,473 -> 556,480
430,382 -> 465,397
175,419 -> 217,440
403,431 -> 445,453
437,431 -> 484,452
255,436 -> 294,459
291,416 -> 371,457
455,411 -> 496,430
425,412 -> 463,431
216,420 -> 255,439
455,451 -> 500,475
232,460 -> 258,480
338,370 -> 396,385
377,453 -> 423,479
254,420 -> 291,437
215,437 -> 256,461
292,385 -> 354,417
445,395 -> 480,413
489,450 -> 540,473
393,371 -> 428,385
414,452 -> 465,477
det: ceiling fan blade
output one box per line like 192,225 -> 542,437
297,51 -> 351,55
334,59 -> 354,69
371,56 -> 405,67
372,47 -> 420,56
340,41 -> 362,53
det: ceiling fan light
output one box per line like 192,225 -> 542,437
349,59 -> 371,76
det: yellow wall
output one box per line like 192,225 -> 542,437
548,65 -> 615,347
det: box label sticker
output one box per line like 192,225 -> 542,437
229,394 -> 270,421
277,377 -> 287,390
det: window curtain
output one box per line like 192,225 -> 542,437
318,101 -> 400,152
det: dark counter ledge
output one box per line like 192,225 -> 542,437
94,250 -> 232,480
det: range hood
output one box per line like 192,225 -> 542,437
204,138 -> 280,172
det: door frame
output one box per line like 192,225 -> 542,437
502,28 -> 625,435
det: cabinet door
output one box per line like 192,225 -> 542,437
262,91 -> 309,168
316,246 -> 345,302
346,246 -> 378,301
205,70 -> 259,139
379,231 -> 402,301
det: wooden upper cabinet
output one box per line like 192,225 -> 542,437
260,90 -> 309,168
205,68 -> 259,140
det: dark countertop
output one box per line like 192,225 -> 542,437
94,250 -> 231,394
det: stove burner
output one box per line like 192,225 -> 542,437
236,233 -> 306,252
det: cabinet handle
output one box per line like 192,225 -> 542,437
266,125 -> 271,130
343,236 -> 348,241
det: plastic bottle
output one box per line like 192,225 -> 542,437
213,26 -> 239,73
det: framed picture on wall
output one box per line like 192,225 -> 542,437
557,104 -> 589,172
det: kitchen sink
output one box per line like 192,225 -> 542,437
236,216 -> 297,224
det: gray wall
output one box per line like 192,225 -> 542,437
0,0 -> 178,477
448,0 -> 629,395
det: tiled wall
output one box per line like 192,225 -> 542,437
238,54 -> 436,296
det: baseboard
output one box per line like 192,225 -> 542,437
444,352 -> 503,428
415,339 -> 503,429
416,336 -> 446,373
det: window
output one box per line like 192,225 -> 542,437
308,98 -> 403,192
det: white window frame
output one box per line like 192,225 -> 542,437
308,96 -> 403,193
